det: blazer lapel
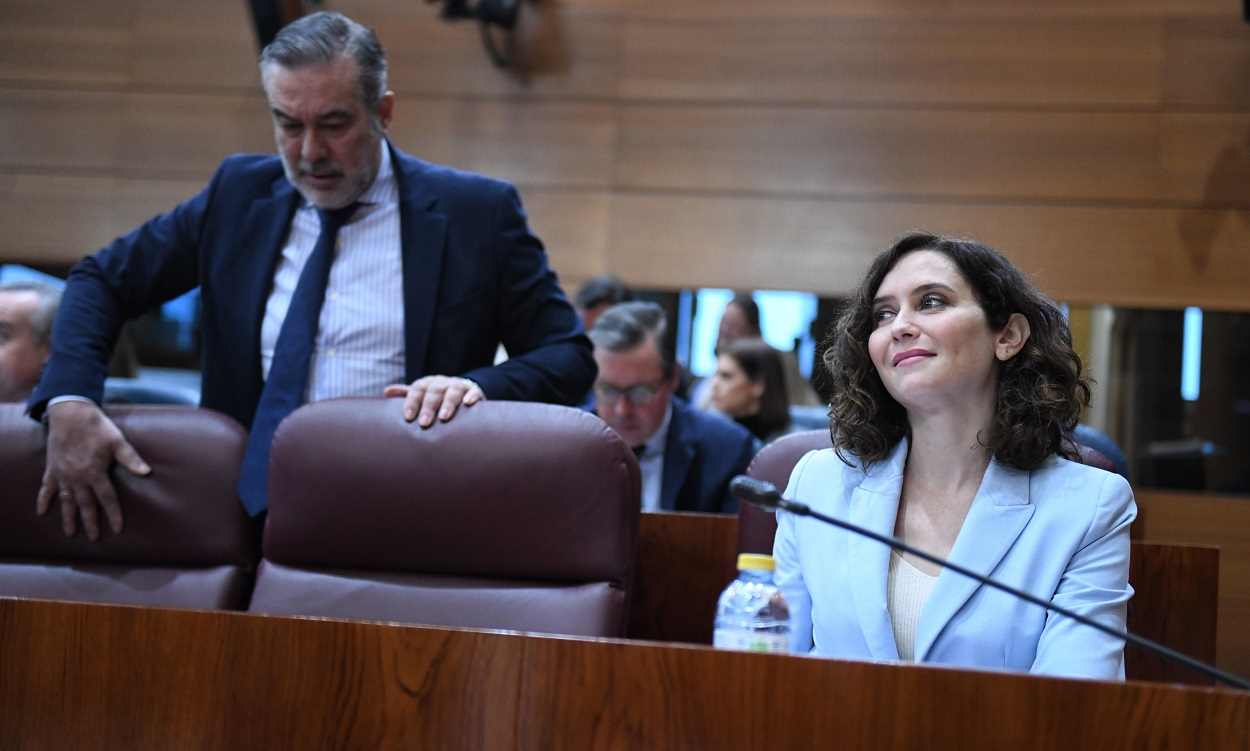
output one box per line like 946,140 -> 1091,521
237,178 -> 299,403
660,406 -> 694,512
913,459 -> 1034,663
391,144 -> 448,381
847,440 -> 909,661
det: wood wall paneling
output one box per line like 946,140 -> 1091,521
617,107 -> 1250,207
566,0 -> 1235,20
1162,18 -> 1250,110
522,189 -> 614,286
0,90 -> 614,188
603,193 -> 1250,309
129,1 -> 261,90
0,90 -> 271,178
0,0 -> 257,90
392,100 -> 618,189
620,17 -> 1163,106
5,0 -> 1250,312
0,174 -> 205,265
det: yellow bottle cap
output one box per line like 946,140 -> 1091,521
737,553 -> 775,571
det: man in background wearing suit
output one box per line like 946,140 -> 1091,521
29,12 -> 593,539
589,302 -> 756,514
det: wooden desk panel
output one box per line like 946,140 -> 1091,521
1135,490 -> 1250,681
1,598 -> 1246,749
628,511 -> 737,643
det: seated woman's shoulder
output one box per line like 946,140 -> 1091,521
788,446 -> 860,489
1031,453 -> 1136,513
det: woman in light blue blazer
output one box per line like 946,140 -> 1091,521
775,232 -> 1135,680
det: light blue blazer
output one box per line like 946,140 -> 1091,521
774,439 -> 1136,680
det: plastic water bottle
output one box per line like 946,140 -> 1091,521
713,553 -> 790,653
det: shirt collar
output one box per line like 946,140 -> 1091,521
356,139 -> 395,207
638,402 -> 673,459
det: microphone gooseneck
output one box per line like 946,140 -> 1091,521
731,475 -> 1250,691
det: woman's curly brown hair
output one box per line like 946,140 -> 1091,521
822,232 -> 1090,472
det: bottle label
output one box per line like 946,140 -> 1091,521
713,628 -> 790,653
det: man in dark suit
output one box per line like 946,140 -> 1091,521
29,12 -> 593,539
588,302 -> 757,514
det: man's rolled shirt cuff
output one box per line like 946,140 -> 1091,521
31,394 -> 95,424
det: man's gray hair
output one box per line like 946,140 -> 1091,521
588,301 -> 675,377
0,281 -> 61,344
259,11 -> 388,109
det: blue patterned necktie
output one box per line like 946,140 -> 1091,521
237,203 -> 359,516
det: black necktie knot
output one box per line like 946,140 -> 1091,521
316,203 -> 359,236
632,445 -> 646,459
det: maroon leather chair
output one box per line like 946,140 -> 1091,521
0,404 -> 260,608
737,430 -> 1118,555
739,430 -> 830,554
248,399 -> 640,637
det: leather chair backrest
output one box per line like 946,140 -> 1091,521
0,404 -> 259,609
739,430 -> 830,554
249,399 -> 640,638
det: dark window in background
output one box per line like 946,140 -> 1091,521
1122,308 -> 1250,494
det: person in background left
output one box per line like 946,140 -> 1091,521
28,11 -> 593,539
0,282 -> 60,403
589,302 -> 757,513
575,274 -> 633,333
711,338 -> 793,443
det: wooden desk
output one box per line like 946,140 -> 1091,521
0,597 -> 1246,749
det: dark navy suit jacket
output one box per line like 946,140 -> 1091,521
30,143 -> 594,426
659,398 -> 758,514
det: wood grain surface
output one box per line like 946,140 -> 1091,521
1,597 -> 1247,749
4,0 -> 1250,310
1135,490 -> 1250,684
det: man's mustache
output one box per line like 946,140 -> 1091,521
298,161 -> 342,177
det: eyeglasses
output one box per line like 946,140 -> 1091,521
594,381 -> 665,407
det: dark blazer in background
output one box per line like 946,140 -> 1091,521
660,398 -> 759,514
30,143 -> 594,426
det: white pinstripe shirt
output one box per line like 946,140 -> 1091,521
260,142 -> 406,401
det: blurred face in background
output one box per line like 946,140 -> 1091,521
593,336 -> 675,447
0,290 -> 49,403
716,302 -> 754,351
711,353 -> 763,418
579,303 -> 612,334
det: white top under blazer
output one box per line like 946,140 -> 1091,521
773,438 -> 1136,680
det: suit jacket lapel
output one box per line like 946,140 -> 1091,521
391,143 -> 448,381
913,459 -> 1034,662
660,404 -> 694,512
847,439 -> 908,661
237,177 -> 299,411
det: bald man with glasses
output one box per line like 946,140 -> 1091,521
589,302 -> 757,513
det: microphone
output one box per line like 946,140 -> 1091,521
730,475 -> 1250,690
